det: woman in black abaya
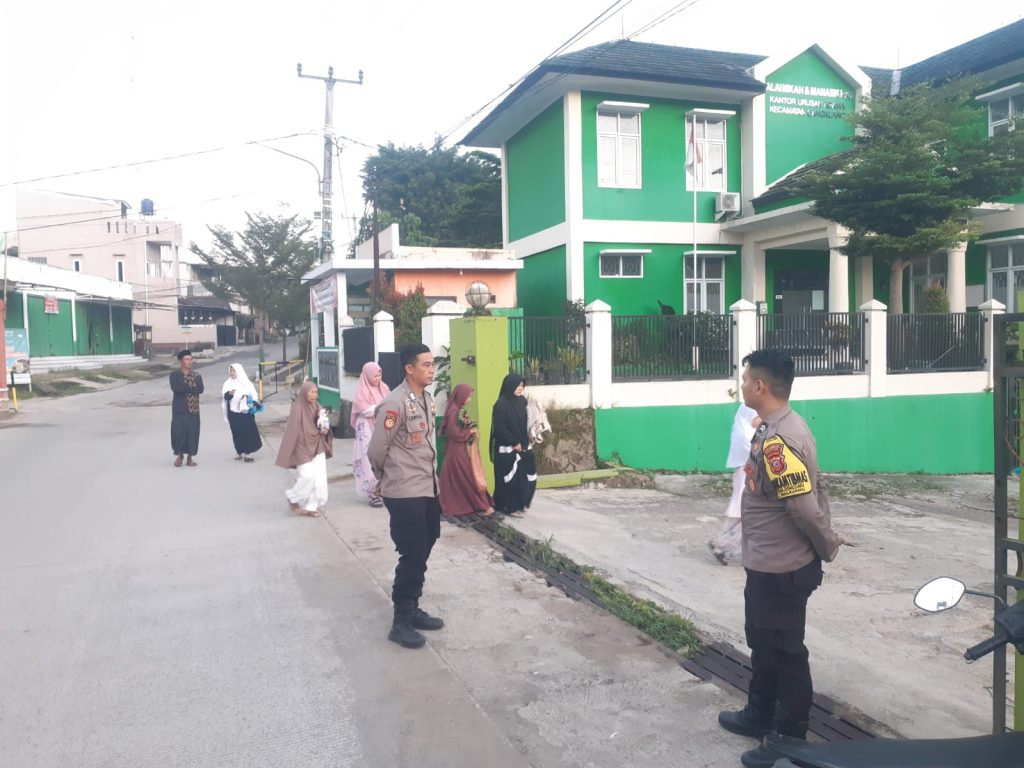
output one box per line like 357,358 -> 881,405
490,373 -> 536,517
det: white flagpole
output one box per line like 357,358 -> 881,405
691,113 -> 698,315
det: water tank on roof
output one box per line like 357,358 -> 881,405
141,199 -> 155,216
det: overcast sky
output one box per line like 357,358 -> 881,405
2,0 -> 1021,254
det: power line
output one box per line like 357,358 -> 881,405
626,0 -> 703,39
0,130 -> 320,189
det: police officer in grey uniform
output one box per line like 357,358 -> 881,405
718,349 -> 844,768
368,343 -> 445,649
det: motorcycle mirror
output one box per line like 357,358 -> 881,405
914,577 -> 967,613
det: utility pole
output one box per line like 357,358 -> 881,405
0,232 -> 8,411
297,63 -> 363,264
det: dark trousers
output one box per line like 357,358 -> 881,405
384,496 -> 441,604
744,559 -> 822,722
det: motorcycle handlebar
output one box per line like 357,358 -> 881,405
964,631 -> 1007,661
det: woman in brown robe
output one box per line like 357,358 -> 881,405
439,384 -> 494,517
275,380 -> 334,517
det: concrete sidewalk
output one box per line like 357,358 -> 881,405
255,372 -> 1011,739
501,474 -> 1014,740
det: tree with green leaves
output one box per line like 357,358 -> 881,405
190,212 -> 318,350
795,80 -> 1024,313
358,141 -> 501,250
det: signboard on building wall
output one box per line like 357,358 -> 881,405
311,279 -> 337,313
4,329 -> 31,386
764,49 -> 857,184
43,296 -> 59,314
317,347 -> 340,391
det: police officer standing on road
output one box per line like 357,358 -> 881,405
718,349 -> 844,768
368,343 -> 445,650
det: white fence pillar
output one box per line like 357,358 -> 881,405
310,306 -> 322,380
947,243 -> 967,313
586,300 -> 612,409
373,311 -> 395,357
827,223 -> 850,313
730,299 -> 757,395
981,298 -> 1006,391
421,300 -> 464,358
861,299 -> 887,397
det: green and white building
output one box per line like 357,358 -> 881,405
458,20 -> 1024,474
463,19 -> 1024,318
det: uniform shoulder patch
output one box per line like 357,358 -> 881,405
762,436 -> 812,498
383,409 -> 399,431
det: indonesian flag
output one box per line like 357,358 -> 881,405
686,123 -> 703,171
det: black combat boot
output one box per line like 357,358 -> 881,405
718,692 -> 775,738
410,600 -> 444,631
388,599 -> 426,649
740,705 -> 808,768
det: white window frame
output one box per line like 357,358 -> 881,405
909,254 -> 947,313
987,241 -> 1024,312
977,83 -> 1024,137
72,256 -> 82,272
683,250 -> 728,314
115,258 -> 125,283
599,249 -> 648,278
596,101 -> 648,189
686,114 -> 731,192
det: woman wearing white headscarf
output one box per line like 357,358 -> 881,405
708,403 -> 760,565
221,363 -> 263,461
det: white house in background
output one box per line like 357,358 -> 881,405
13,188 -> 218,351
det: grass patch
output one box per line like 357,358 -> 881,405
31,379 -> 91,397
702,475 -> 734,497
489,522 -> 702,656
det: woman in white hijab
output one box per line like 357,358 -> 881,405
708,403 -> 760,565
221,363 -> 263,462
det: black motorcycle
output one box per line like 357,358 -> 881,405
772,577 -> 1024,768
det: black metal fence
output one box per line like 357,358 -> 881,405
341,326 -> 374,374
508,316 -> 587,385
887,313 -> 985,373
757,313 -> 865,375
611,314 -> 733,381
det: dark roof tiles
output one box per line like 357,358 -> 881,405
901,18 -> 1024,87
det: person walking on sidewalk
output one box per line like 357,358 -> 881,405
351,361 -> 389,507
718,349 -> 843,768
708,403 -> 761,565
276,380 -> 333,517
368,343 -> 445,650
170,349 -> 204,467
438,383 -> 494,517
489,374 -> 536,518
221,363 -> 263,461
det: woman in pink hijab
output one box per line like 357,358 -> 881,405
351,361 -> 390,507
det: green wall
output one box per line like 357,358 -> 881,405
75,303 -> 112,356
5,292 -> 24,329
27,296 -> 75,356
582,242 -> 740,315
506,100 -> 566,241
765,50 -> 856,184
517,246 -> 567,315
595,392 -> 993,473
112,306 -> 133,354
580,92 -> 742,222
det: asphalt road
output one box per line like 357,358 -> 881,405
0,355 -> 748,768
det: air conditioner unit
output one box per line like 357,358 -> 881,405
715,191 -> 741,215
